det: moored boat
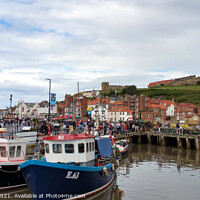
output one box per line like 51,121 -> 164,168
115,139 -> 129,157
20,134 -> 117,200
100,135 -> 129,157
0,128 -> 27,190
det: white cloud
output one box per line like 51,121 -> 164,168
0,0 -> 200,108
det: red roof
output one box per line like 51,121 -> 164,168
87,98 -> 109,105
150,104 -> 166,109
148,79 -> 173,88
161,100 -> 176,108
44,134 -> 95,141
109,106 -> 129,112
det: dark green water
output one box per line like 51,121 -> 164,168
2,144 -> 200,200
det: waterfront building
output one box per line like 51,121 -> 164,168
160,100 -> 176,117
91,104 -> 109,122
135,96 -> 166,122
61,94 -> 87,122
108,106 -> 132,122
175,103 -> 197,122
15,100 -> 57,119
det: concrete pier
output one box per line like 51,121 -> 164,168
116,132 -> 200,151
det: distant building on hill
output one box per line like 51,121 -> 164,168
148,75 -> 200,88
101,82 -> 130,91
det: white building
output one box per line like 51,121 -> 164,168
108,106 -> 133,122
91,105 -> 109,122
161,100 -> 176,117
15,100 -> 57,119
82,90 -> 100,98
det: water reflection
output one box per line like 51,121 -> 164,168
128,144 -> 200,173
116,144 -> 200,200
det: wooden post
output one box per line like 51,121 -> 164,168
195,137 -> 200,150
186,138 -> 191,149
177,137 -> 182,148
147,135 -> 151,144
137,135 -> 142,144
161,136 -> 166,146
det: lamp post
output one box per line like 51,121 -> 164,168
45,78 -> 51,122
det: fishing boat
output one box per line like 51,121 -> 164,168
0,128 -> 27,190
20,134 -> 117,200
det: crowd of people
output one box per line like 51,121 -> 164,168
1,117 -> 199,136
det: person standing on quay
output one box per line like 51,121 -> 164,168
135,120 -> 139,132
176,122 -> 180,135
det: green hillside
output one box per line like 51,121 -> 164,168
101,85 -> 200,105
137,85 -> 200,105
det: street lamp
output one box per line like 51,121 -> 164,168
45,78 -> 51,122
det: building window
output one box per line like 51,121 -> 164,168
16,146 -> 21,157
78,143 -> 85,153
9,146 -> 15,158
0,146 -> 6,157
147,114 -> 151,118
65,144 -> 74,153
53,144 -> 62,153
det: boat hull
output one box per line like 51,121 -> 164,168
0,164 -> 26,191
120,147 -> 128,157
20,160 -> 115,200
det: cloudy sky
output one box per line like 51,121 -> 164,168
0,0 -> 199,108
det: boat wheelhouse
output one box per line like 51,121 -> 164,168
43,134 -> 95,166
0,128 -> 27,190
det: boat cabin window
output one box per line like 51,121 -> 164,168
16,146 -> 21,157
9,146 -> 15,158
45,144 -> 49,153
53,144 -> 62,153
78,143 -> 84,153
86,143 -> 89,152
65,144 -> 74,153
0,146 -> 6,157
89,142 -> 91,152
92,142 -> 94,151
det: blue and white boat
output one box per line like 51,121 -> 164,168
20,134 -> 116,200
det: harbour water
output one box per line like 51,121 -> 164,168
2,144 -> 200,200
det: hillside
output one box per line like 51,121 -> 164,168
137,85 -> 200,105
101,85 -> 200,105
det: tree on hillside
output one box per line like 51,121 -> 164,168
120,85 -> 137,96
